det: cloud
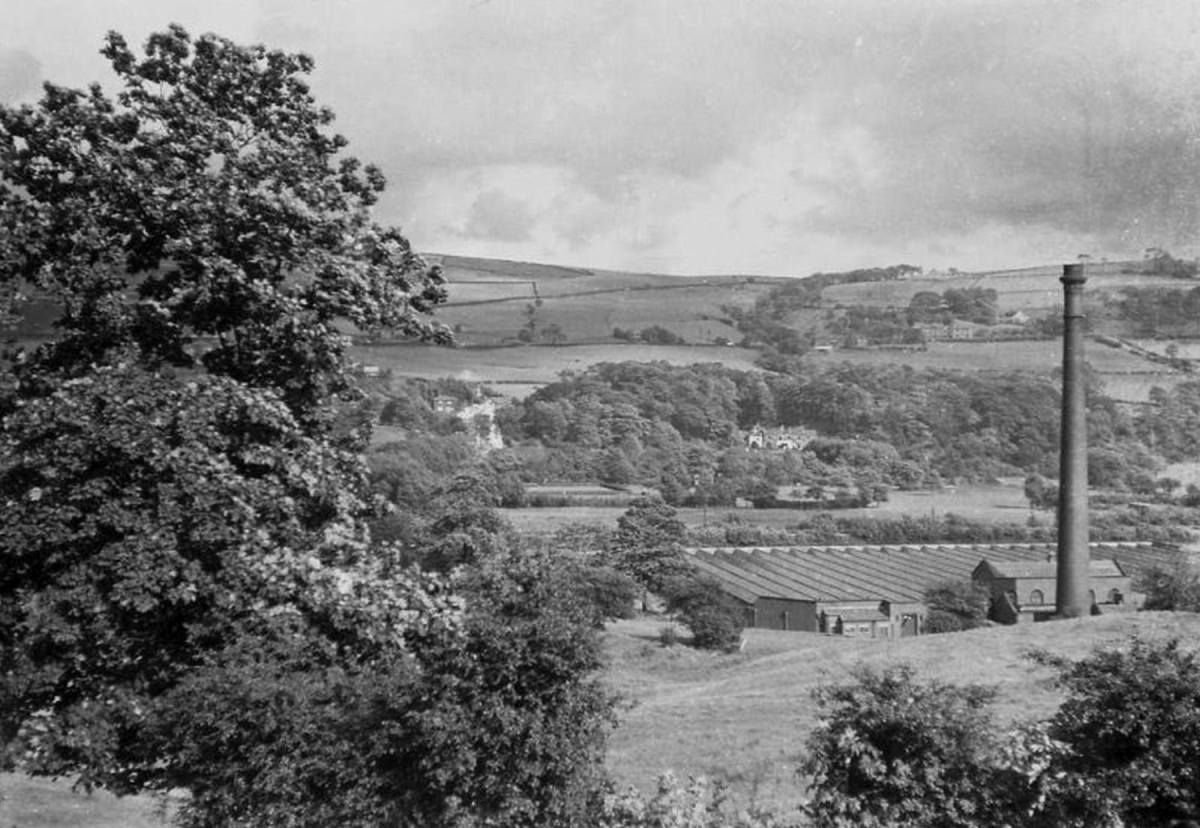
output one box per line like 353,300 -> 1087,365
6,0 -> 1197,273
0,49 -> 42,102
461,189 -> 535,242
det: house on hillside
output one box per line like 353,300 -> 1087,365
745,426 -> 816,451
687,542 -> 1175,638
974,558 -> 1131,624
432,394 -> 459,414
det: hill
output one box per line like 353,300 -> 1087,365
10,611 -> 1197,825
602,611 -> 1200,810
8,253 -> 1200,402
430,253 -> 795,347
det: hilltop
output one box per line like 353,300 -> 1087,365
7,252 -> 1199,403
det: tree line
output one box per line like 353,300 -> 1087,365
468,358 -> 1200,510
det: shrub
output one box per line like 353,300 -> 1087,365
598,772 -> 799,827
1037,638 -> 1200,827
663,576 -> 745,652
924,579 -> 992,632
802,664 -> 1010,828
563,560 -> 640,625
1134,562 -> 1200,611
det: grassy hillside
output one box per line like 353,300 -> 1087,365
6,611 -> 1198,825
434,253 -> 788,347
0,774 -> 167,828
9,253 -> 1196,402
603,611 -> 1200,810
820,261 -> 1175,313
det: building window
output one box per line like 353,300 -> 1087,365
1029,589 -> 1045,605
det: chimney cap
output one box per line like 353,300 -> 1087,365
1061,262 -> 1087,285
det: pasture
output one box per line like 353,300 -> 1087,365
820,262 -> 1181,313
430,254 -> 787,347
810,338 -> 1180,403
13,611 -> 1200,826
501,483 -> 1034,535
351,341 -> 764,396
0,774 -> 165,828
603,611 -> 1200,810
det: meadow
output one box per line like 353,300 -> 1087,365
603,611 -> 1200,810
501,484 -> 1034,535
356,335 -> 1181,406
351,341 -> 764,394
820,263 -> 1185,312
10,611 -> 1199,826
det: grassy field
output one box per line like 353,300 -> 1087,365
0,774 -> 166,828
354,331 -> 1184,405
432,254 -> 785,347
820,263 -> 1183,312
351,342 -> 763,394
501,484 -> 1034,534
603,611 -> 1200,810
8,611 -> 1198,824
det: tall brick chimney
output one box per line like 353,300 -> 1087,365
1056,262 -> 1090,617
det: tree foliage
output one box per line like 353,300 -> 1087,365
605,496 -> 691,594
1039,638 -> 1200,827
803,664 -> 1007,828
663,576 -> 746,652
1134,562 -> 1200,611
0,24 -> 448,428
924,579 -> 992,633
0,25 -> 625,828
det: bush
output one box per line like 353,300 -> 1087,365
563,560 -> 640,625
598,772 -> 798,827
802,664 -> 1010,828
924,608 -> 974,634
924,579 -> 992,632
1134,562 -> 1200,611
663,576 -> 745,652
1037,638 -> 1200,827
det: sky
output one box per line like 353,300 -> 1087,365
3,0 -> 1199,277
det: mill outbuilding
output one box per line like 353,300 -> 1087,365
686,541 -> 1179,638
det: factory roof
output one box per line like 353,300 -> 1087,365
687,542 -> 1174,605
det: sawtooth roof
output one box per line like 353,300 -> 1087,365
977,558 -> 1125,580
687,542 -> 1177,604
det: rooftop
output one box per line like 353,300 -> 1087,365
686,542 -> 1176,605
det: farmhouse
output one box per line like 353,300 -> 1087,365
687,541 -> 1181,638
744,426 -> 816,451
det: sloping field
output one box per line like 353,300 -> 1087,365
7,612 -> 1197,825
820,262 -> 1183,312
440,286 -> 749,345
440,283 -> 762,345
0,774 -> 166,828
427,254 -> 793,346
603,611 -> 1200,810
350,342 -> 764,396
815,338 -> 1141,373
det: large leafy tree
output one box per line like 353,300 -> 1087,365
0,24 -> 519,826
604,496 -> 691,595
0,24 -> 448,428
